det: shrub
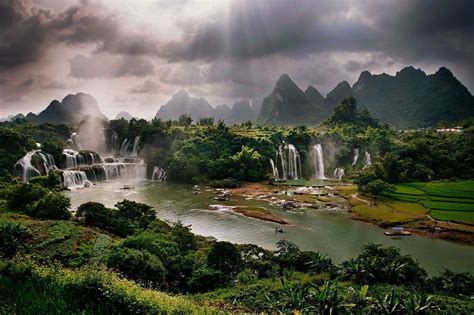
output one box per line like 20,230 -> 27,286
207,241 -> 242,284
28,192 -> 71,220
428,269 -> 474,296
76,202 -> 113,229
188,266 -> 221,293
0,222 -> 31,258
107,246 -> 165,286
6,183 -> 48,212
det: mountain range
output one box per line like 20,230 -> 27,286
12,66 -> 474,128
26,93 -> 106,125
155,90 -> 258,123
257,66 -> 474,128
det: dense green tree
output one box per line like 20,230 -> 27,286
28,192 -> 71,220
76,202 -> 113,229
229,146 -> 264,181
107,246 -> 165,285
207,241 -> 242,283
178,114 -> 193,127
41,140 -> 64,167
5,183 -> 48,212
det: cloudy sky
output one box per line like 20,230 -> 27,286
0,0 -> 473,118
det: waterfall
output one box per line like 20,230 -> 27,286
14,151 -> 41,182
275,143 -> 301,180
269,158 -> 279,179
120,138 -> 131,156
131,136 -> 140,157
363,151 -> 372,168
14,150 -> 57,182
111,131 -> 120,153
152,166 -> 166,181
67,132 -> 83,151
312,144 -> 326,179
352,148 -> 359,165
95,163 -> 147,181
61,170 -> 90,189
63,149 -> 85,169
334,167 -> 345,180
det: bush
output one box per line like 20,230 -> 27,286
6,183 -> 48,212
341,243 -> 427,285
28,193 -> 71,220
207,241 -> 242,284
112,200 -> 156,235
188,266 -> 221,293
76,202 -> 113,229
0,222 -> 31,258
428,269 -> 474,296
107,246 -> 165,286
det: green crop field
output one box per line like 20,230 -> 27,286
390,181 -> 474,224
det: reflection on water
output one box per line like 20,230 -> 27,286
64,181 -> 474,274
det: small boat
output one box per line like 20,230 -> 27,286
384,227 -> 412,236
121,184 -> 135,190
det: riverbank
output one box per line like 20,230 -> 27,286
229,182 -> 474,245
336,184 -> 474,245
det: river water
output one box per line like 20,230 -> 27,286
64,181 -> 474,274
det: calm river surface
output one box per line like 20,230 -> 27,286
64,181 -> 474,274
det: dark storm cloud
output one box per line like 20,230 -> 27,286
161,0 -> 474,90
69,54 -> 154,79
0,0 -> 160,71
130,79 -> 160,94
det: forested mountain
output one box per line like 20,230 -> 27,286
115,111 -> 135,121
155,90 -> 214,121
257,74 -> 320,125
256,67 -> 474,128
27,93 -> 106,125
156,90 -> 257,123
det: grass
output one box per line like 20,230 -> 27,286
0,259 -> 213,314
387,181 -> 474,224
351,201 -> 427,225
431,210 -> 474,224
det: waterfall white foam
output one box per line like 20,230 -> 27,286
269,158 -> 279,179
334,167 -> 345,180
152,166 -> 166,181
67,132 -> 83,151
14,150 -> 57,182
275,143 -> 301,180
363,151 -> 372,168
63,149 -> 85,169
61,170 -> 91,189
312,144 -> 326,179
352,148 -> 359,165
118,136 -> 140,157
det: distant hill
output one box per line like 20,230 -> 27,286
155,90 -> 257,123
155,90 -> 214,121
256,67 -> 474,128
28,93 -> 106,124
257,74 -> 320,125
226,99 -> 255,124
115,111 -> 136,121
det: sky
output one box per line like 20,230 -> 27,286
0,0 -> 473,119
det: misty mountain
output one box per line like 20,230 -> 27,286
352,66 -> 474,128
226,99 -> 255,124
115,111 -> 136,121
28,93 -> 106,125
256,67 -> 474,128
155,90 -> 257,123
257,74 -> 321,125
155,90 -> 214,121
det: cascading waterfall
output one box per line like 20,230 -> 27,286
275,143 -> 301,180
14,150 -> 57,182
67,132 -> 83,151
364,151 -> 372,168
110,131 -> 120,153
63,149 -> 85,169
152,166 -> 166,181
61,170 -> 90,189
312,144 -> 326,179
131,136 -> 140,157
334,167 -> 345,180
269,158 -> 279,179
14,151 -> 41,182
352,148 -> 359,165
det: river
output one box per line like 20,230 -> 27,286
64,181 -> 474,274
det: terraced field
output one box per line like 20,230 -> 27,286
388,181 -> 474,224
